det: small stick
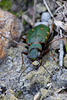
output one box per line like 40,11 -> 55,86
54,5 -> 64,15
54,88 -> 64,94
59,29 -> 64,72
22,14 -> 33,26
50,37 -> 64,44
43,0 -> 54,19
51,50 -> 55,61
43,0 -> 55,33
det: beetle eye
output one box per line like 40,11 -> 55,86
38,52 -> 40,56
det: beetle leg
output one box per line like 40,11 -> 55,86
51,50 -> 55,60
21,37 -> 26,42
21,51 -> 28,65
18,64 -> 30,83
21,37 -> 30,47
42,49 -> 49,56
42,48 -> 56,61
49,45 -> 56,61
42,65 -> 52,76
41,57 -> 52,76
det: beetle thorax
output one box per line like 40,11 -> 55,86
28,48 -> 40,60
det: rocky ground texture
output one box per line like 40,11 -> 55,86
0,45 -> 67,100
0,0 -> 67,100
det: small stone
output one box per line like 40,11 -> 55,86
40,88 -> 48,97
64,23 -> 67,32
41,12 -> 51,22
46,83 -> 52,89
36,3 -> 46,13
64,54 -> 67,68
0,9 -> 24,63
34,92 -> 41,100
32,61 -> 39,66
40,88 -> 53,98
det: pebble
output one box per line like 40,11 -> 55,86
36,3 -> 46,13
32,61 -> 40,66
0,9 -> 24,62
41,12 -> 51,22
40,88 -> 53,98
64,54 -> 67,68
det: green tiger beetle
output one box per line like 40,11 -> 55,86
18,24 -> 58,82
18,24 -> 53,82
21,24 -> 50,65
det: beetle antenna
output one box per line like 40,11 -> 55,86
40,59 -> 51,77
18,65 -> 30,83
0,33 -> 28,48
42,65 -> 52,76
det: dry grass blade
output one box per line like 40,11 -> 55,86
65,37 -> 67,52
59,29 -> 64,69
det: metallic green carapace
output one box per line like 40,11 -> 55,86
26,24 -> 50,44
26,24 -> 50,60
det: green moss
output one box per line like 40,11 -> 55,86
18,11 -> 23,16
65,37 -> 67,52
11,12 -> 18,16
0,0 -> 12,11
0,0 -> 23,17
23,20 -> 26,25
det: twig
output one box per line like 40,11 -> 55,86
54,5 -> 64,15
22,14 -> 34,26
49,37 -> 64,44
43,0 -> 54,19
59,29 -> 64,70
32,0 -> 37,27
54,88 -> 64,94
56,1 -> 62,7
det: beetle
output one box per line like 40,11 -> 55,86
21,24 -> 50,65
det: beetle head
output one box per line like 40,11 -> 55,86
28,48 -> 40,60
